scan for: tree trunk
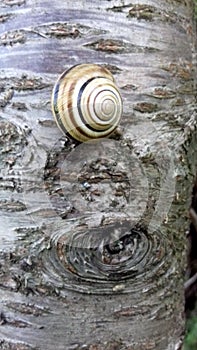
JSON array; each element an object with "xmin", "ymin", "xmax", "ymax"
[{"xmin": 0, "ymin": 1, "xmax": 196, "ymax": 349}]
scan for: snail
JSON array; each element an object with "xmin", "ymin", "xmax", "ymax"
[{"xmin": 51, "ymin": 63, "xmax": 122, "ymax": 142}]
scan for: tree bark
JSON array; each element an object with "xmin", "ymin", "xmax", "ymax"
[{"xmin": 0, "ymin": 0, "xmax": 196, "ymax": 349}]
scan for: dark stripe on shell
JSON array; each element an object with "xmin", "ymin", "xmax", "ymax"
[
  {"xmin": 77, "ymin": 77, "xmax": 113, "ymax": 133},
  {"xmin": 52, "ymin": 80, "xmax": 71, "ymax": 137}
]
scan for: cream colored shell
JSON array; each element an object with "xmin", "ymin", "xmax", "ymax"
[{"xmin": 51, "ymin": 64, "xmax": 122, "ymax": 142}]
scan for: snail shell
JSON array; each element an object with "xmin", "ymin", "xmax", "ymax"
[{"xmin": 51, "ymin": 64, "xmax": 122, "ymax": 142}]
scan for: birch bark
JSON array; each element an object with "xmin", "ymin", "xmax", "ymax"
[{"xmin": 0, "ymin": 1, "xmax": 196, "ymax": 349}]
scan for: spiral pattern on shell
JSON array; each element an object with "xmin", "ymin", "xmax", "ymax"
[{"xmin": 51, "ymin": 64, "xmax": 122, "ymax": 142}]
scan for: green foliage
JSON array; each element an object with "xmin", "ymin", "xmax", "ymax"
[
  {"xmin": 195, "ymin": 0, "xmax": 197, "ymax": 17},
  {"xmin": 184, "ymin": 316, "xmax": 197, "ymax": 350}
]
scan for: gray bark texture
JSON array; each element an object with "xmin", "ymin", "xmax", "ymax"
[{"xmin": 0, "ymin": 0, "xmax": 196, "ymax": 349}]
